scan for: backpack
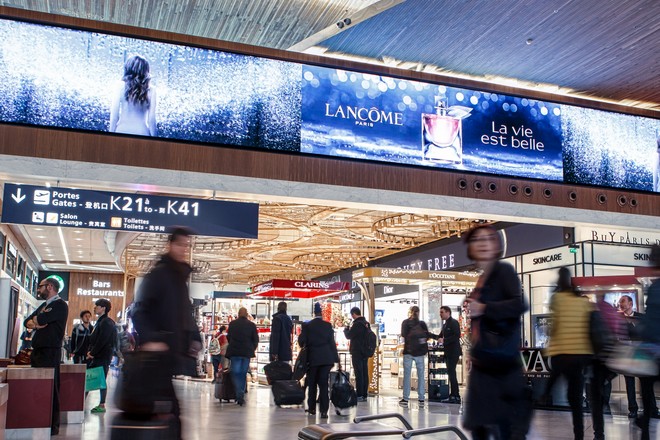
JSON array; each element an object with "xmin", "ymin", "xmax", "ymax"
[
  {"xmin": 208, "ymin": 337, "xmax": 221, "ymax": 355},
  {"xmin": 406, "ymin": 321, "xmax": 428, "ymax": 357},
  {"xmin": 364, "ymin": 324, "xmax": 377, "ymax": 358}
]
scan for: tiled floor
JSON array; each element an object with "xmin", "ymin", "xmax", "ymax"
[{"xmin": 58, "ymin": 377, "xmax": 653, "ymax": 439}]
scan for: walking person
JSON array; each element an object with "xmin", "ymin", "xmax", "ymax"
[
  {"xmin": 23, "ymin": 277, "xmax": 69, "ymax": 436},
  {"xmin": 70, "ymin": 310, "xmax": 93, "ymax": 364},
  {"xmin": 636, "ymin": 245, "xmax": 660, "ymax": 440},
  {"xmin": 270, "ymin": 301, "xmax": 293, "ymax": 363},
  {"xmin": 299, "ymin": 302, "xmax": 340, "ymax": 419},
  {"xmin": 226, "ymin": 307, "xmax": 258, "ymax": 406},
  {"xmin": 439, "ymin": 305, "xmax": 462, "ymax": 404},
  {"xmin": 344, "ymin": 307, "xmax": 370, "ymax": 401},
  {"xmin": 545, "ymin": 267, "xmax": 596, "ymax": 440},
  {"xmin": 208, "ymin": 326, "xmax": 226, "ymax": 383},
  {"xmin": 399, "ymin": 305, "xmax": 436, "ymax": 408},
  {"xmin": 132, "ymin": 227, "xmax": 202, "ymax": 438},
  {"xmin": 86, "ymin": 299, "xmax": 116, "ymax": 414},
  {"xmin": 461, "ymin": 225, "xmax": 530, "ymax": 440}
]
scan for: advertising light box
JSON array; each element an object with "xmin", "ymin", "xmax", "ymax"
[{"xmin": 0, "ymin": 17, "xmax": 658, "ymax": 192}]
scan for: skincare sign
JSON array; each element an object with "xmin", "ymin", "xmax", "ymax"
[{"xmin": 0, "ymin": 17, "xmax": 658, "ymax": 192}]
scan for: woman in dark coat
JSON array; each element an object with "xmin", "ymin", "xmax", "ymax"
[{"xmin": 462, "ymin": 225, "xmax": 530, "ymax": 440}]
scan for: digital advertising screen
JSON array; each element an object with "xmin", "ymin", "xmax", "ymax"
[{"xmin": 0, "ymin": 17, "xmax": 658, "ymax": 193}]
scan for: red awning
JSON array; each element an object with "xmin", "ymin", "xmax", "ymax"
[{"xmin": 248, "ymin": 279, "xmax": 351, "ymax": 299}]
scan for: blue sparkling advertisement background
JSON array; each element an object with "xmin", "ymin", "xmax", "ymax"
[
  {"xmin": 0, "ymin": 18, "xmax": 658, "ymax": 192},
  {"xmin": 301, "ymin": 65, "xmax": 564, "ymax": 181},
  {"xmin": 0, "ymin": 18, "xmax": 301, "ymax": 151}
]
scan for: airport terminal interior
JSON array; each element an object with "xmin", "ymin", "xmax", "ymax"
[{"xmin": 0, "ymin": 0, "xmax": 658, "ymax": 439}]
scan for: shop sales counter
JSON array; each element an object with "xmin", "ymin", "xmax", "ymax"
[{"xmin": 5, "ymin": 366, "xmax": 53, "ymax": 439}]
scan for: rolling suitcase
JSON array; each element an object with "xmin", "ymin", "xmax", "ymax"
[
  {"xmin": 110, "ymin": 413, "xmax": 178, "ymax": 440},
  {"xmin": 271, "ymin": 379, "xmax": 305, "ymax": 406},
  {"xmin": 264, "ymin": 360, "xmax": 293, "ymax": 384},
  {"xmin": 215, "ymin": 369, "xmax": 237, "ymax": 402}
]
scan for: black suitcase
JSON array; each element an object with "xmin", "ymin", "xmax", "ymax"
[
  {"xmin": 271, "ymin": 379, "xmax": 305, "ymax": 406},
  {"xmin": 264, "ymin": 360, "xmax": 293, "ymax": 384},
  {"xmin": 110, "ymin": 413, "xmax": 178, "ymax": 440},
  {"xmin": 214, "ymin": 369, "xmax": 237, "ymax": 402}
]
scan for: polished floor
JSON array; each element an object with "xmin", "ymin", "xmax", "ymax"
[{"xmin": 59, "ymin": 376, "xmax": 654, "ymax": 439}]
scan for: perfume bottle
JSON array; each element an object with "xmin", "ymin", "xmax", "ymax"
[{"xmin": 421, "ymin": 95, "xmax": 472, "ymax": 164}]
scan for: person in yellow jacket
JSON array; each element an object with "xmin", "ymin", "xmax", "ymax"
[{"xmin": 545, "ymin": 267, "xmax": 594, "ymax": 440}]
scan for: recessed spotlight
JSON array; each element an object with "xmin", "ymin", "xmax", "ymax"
[
  {"xmin": 34, "ymin": 228, "xmax": 44, "ymax": 231},
  {"xmin": 75, "ymin": 238, "xmax": 84, "ymax": 241},
  {"xmin": 41, "ymin": 242, "xmax": 49, "ymax": 245},
  {"xmin": 74, "ymin": 230, "xmax": 83, "ymax": 234},
  {"xmin": 37, "ymin": 235, "xmax": 46, "ymax": 239}
]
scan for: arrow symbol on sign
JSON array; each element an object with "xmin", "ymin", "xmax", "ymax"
[{"xmin": 11, "ymin": 188, "xmax": 26, "ymax": 204}]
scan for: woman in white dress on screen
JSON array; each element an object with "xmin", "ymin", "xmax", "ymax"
[{"xmin": 109, "ymin": 55, "xmax": 157, "ymax": 136}]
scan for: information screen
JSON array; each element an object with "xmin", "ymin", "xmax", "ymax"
[
  {"xmin": 0, "ymin": 17, "xmax": 658, "ymax": 192},
  {"xmin": 1, "ymin": 183, "xmax": 259, "ymax": 238}
]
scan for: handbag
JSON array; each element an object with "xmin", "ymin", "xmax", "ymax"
[
  {"xmin": 14, "ymin": 348, "xmax": 32, "ymax": 365},
  {"xmin": 605, "ymin": 342, "xmax": 659, "ymax": 377},
  {"xmin": 292, "ymin": 346, "xmax": 309, "ymax": 381},
  {"xmin": 85, "ymin": 366, "xmax": 107, "ymax": 392},
  {"xmin": 263, "ymin": 360, "xmax": 293, "ymax": 384}
]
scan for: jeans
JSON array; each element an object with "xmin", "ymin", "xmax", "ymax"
[
  {"xmin": 230, "ymin": 356, "xmax": 250, "ymax": 403},
  {"xmin": 211, "ymin": 355, "xmax": 223, "ymax": 380},
  {"xmin": 402, "ymin": 354, "xmax": 425, "ymax": 401},
  {"xmin": 352, "ymin": 356, "xmax": 369, "ymax": 398}
]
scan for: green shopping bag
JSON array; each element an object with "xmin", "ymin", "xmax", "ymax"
[{"xmin": 85, "ymin": 366, "xmax": 107, "ymax": 392}]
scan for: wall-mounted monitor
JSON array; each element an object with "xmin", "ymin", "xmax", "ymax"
[{"xmin": 0, "ymin": 16, "xmax": 658, "ymax": 193}]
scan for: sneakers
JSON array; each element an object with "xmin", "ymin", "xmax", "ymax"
[
  {"xmin": 90, "ymin": 405, "xmax": 106, "ymax": 413},
  {"xmin": 441, "ymin": 396, "xmax": 461, "ymax": 404},
  {"xmin": 398, "ymin": 398, "xmax": 408, "ymax": 407},
  {"xmin": 357, "ymin": 396, "xmax": 368, "ymax": 402},
  {"xmin": 418, "ymin": 400, "xmax": 425, "ymax": 408}
]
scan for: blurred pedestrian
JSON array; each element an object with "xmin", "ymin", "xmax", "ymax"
[
  {"xmin": 132, "ymin": 227, "xmax": 202, "ymax": 438},
  {"xmin": 299, "ymin": 302, "xmax": 340, "ymax": 419},
  {"xmin": 545, "ymin": 267, "xmax": 595, "ymax": 440},
  {"xmin": 636, "ymin": 244, "xmax": 660, "ymax": 440},
  {"xmin": 23, "ymin": 277, "xmax": 68, "ymax": 436},
  {"xmin": 87, "ymin": 298, "xmax": 116, "ymax": 414},
  {"xmin": 226, "ymin": 307, "xmax": 258, "ymax": 406},
  {"xmin": 461, "ymin": 225, "xmax": 530, "ymax": 440}
]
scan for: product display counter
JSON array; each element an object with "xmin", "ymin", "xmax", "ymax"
[{"xmin": 5, "ymin": 366, "xmax": 53, "ymax": 439}]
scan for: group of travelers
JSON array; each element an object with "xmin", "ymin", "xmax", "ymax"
[{"xmin": 19, "ymin": 222, "xmax": 660, "ymax": 440}]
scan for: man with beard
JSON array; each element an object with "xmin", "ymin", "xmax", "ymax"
[{"xmin": 23, "ymin": 277, "xmax": 69, "ymax": 436}]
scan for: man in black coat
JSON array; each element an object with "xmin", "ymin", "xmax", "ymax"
[
  {"xmin": 24, "ymin": 277, "xmax": 68, "ymax": 436},
  {"xmin": 439, "ymin": 305, "xmax": 462, "ymax": 403},
  {"xmin": 226, "ymin": 307, "xmax": 259, "ymax": 406},
  {"xmin": 343, "ymin": 307, "xmax": 369, "ymax": 401},
  {"xmin": 270, "ymin": 301, "xmax": 293, "ymax": 362},
  {"xmin": 86, "ymin": 298, "xmax": 116, "ymax": 413},
  {"xmin": 132, "ymin": 227, "xmax": 202, "ymax": 437},
  {"xmin": 619, "ymin": 295, "xmax": 658, "ymax": 418},
  {"xmin": 299, "ymin": 302, "xmax": 339, "ymax": 419}
]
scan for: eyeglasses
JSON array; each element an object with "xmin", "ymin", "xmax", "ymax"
[{"xmin": 38, "ymin": 284, "xmax": 48, "ymax": 288}]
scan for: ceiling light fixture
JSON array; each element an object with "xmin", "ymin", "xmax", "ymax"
[{"xmin": 57, "ymin": 226, "xmax": 70, "ymax": 266}]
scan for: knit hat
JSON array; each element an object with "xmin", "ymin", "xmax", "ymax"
[{"xmin": 313, "ymin": 302, "xmax": 322, "ymax": 316}]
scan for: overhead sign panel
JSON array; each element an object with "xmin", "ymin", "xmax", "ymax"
[
  {"xmin": 2, "ymin": 184, "xmax": 258, "ymax": 238},
  {"xmin": 0, "ymin": 17, "xmax": 658, "ymax": 192}
]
